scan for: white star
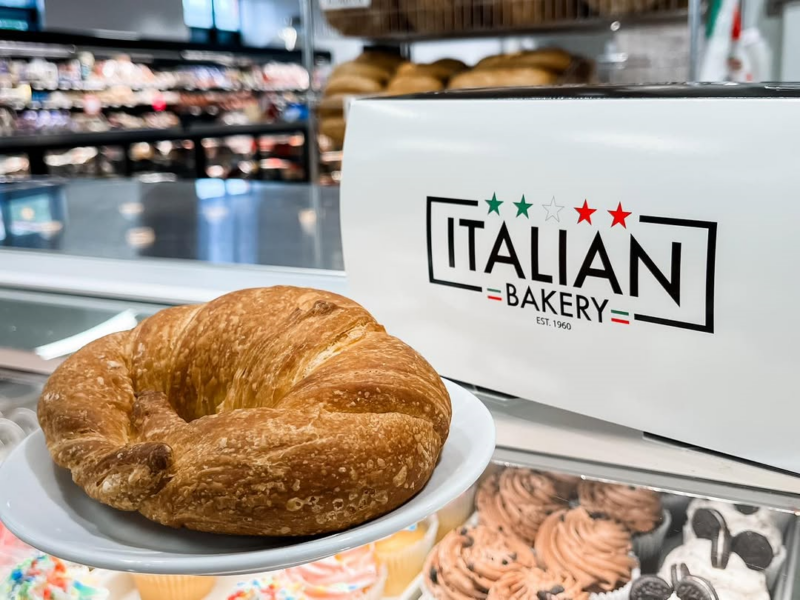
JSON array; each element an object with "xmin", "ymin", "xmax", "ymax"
[{"xmin": 541, "ymin": 196, "xmax": 564, "ymax": 222}]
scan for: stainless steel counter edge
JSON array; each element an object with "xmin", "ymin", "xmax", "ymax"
[{"xmin": 0, "ymin": 250, "xmax": 349, "ymax": 304}]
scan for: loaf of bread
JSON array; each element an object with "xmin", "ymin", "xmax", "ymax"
[
  {"xmin": 38, "ymin": 287, "xmax": 452, "ymax": 536},
  {"xmin": 449, "ymin": 66, "xmax": 558, "ymax": 89},
  {"xmin": 331, "ymin": 61, "xmax": 394, "ymax": 84}
]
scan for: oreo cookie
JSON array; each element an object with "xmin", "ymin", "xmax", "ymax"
[
  {"xmin": 537, "ymin": 586, "xmax": 566, "ymax": 600},
  {"xmin": 630, "ymin": 575, "xmax": 673, "ymax": 600},
  {"xmin": 732, "ymin": 530, "xmax": 774, "ymax": 571},
  {"xmin": 692, "ymin": 508, "xmax": 732, "ymax": 569},
  {"xmin": 670, "ymin": 563, "xmax": 690, "ymax": 588},
  {"xmin": 675, "ymin": 575, "xmax": 719, "ymax": 600},
  {"xmin": 735, "ymin": 504, "xmax": 760, "ymax": 515}
]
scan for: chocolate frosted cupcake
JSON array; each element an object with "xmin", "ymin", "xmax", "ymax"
[
  {"xmin": 422, "ymin": 525, "xmax": 536, "ymax": 600},
  {"xmin": 578, "ymin": 481, "xmax": 670, "ymax": 563},
  {"xmin": 487, "ymin": 566, "xmax": 589, "ymax": 600},
  {"xmin": 477, "ymin": 468, "xmax": 568, "ymax": 545},
  {"xmin": 535, "ymin": 507, "xmax": 639, "ymax": 598}
]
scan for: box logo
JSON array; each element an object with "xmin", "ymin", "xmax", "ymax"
[{"xmin": 426, "ymin": 194, "xmax": 717, "ymax": 333}]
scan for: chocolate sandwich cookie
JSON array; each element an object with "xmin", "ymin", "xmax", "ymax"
[{"xmin": 630, "ymin": 567, "xmax": 720, "ymax": 600}]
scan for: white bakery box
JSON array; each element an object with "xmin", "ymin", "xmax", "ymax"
[{"xmin": 0, "ymin": 84, "xmax": 799, "ymax": 599}]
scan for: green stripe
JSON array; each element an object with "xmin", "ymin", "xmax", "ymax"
[
  {"xmin": 487, "ymin": 288, "xmax": 502, "ymax": 293},
  {"xmin": 611, "ymin": 310, "xmax": 629, "ymax": 316}
]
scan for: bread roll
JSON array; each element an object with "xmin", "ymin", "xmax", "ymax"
[
  {"xmin": 386, "ymin": 75, "xmax": 444, "ymax": 95},
  {"xmin": 38, "ymin": 287, "xmax": 452, "ymax": 537},
  {"xmin": 331, "ymin": 61, "xmax": 393, "ymax": 84},
  {"xmin": 432, "ymin": 58, "xmax": 469, "ymax": 73},
  {"xmin": 475, "ymin": 49, "xmax": 573, "ymax": 73},
  {"xmin": 324, "ymin": 75, "xmax": 384, "ymax": 97},
  {"xmin": 320, "ymin": 117, "xmax": 347, "ymax": 147},
  {"xmin": 500, "ymin": 0, "xmax": 578, "ymax": 24},
  {"xmin": 317, "ymin": 95, "xmax": 345, "ymax": 119},
  {"xmin": 448, "ymin": 67, "xmax": 558, "ymax": 89},
  {"xmin": 356, "ymin": 51, "xmax": 406, "ymax": 71}
]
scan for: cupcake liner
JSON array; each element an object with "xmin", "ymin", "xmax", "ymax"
[
  {"xmin": 378, "ymin": 514, "xmax": 439, "ymax": 596},
  {"xmin": 588, "ymin": 564, "xmax": 641, "ymax": 600},
  {"xmin": 132, "ymin": 574, "xmax": 216, "ymax": 600},
  {"xmin": 631, "ymin": 508, "xmax": 671, "ymax": 564},
  {"xmin": 660, "ymin": 493, "xmax": 692, "ymax": 530},
  {"xmin": 435, "ymin": 486, "xmax": 476, "ymax": 542}
]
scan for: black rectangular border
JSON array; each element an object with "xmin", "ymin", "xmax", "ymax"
[
  {"xmin": 634, "ymin": 215, "xmax": 717, "ymax": 334},
  {"xmin": 427, "ymin": 196, "xmax": 482, "ymax": 292}
]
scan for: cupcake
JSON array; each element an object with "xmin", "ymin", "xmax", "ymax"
[
  {"xmin": 0, "ymin": 553, "xmax": 108, "ymax": 599},
  {"xmin": 487, "ymin": 566, "xmax": 589, "ymax": 600},
  {"xmin": 285, "ymin": 544, "xmax": 386, "ymax": 599},
  {"xmin": 578, "ymin": 481, "xmax": 670, "ymax": 563},
  {"xmin": 535, "ymin": 507, "xmax": 639, "ymax": 598},
  {"xmin": 132, "ymin": 574, "xmax": 216, "ymax": 600},
  {"xmin": 0, "ymin": 521, "xmax": 35, "ymax": 575},
  {"xmin": 477, "ymin": 468, "xmax": 568, "ymax": 545},
  {"xmin": 683, "ymin": 502, "xmax": 785, "ymax": 588},
  {"xmin": 227, "ymin": 575, "xmax": 306, "ymax": 599},
  {"xmin": 659, "ymin": 538, "xmax": 769, "ymax": 600},
  {"xmin": 632, "ymin": 569, "xmax": 754, "ymax": 600},
  {"xmin": 422, "ymin": 525, "xmax": 536, "ymax": 599},
  {"xmin": 376, "ymin": 515, "xmax": 438, "ymax": 596}
]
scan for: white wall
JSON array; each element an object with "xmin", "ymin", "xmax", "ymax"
[
  {"xmin": 43, "ymin": 0, "xmax": 189, "ymax": 41},
  {"xmin": 240, "ymin": 0, "xmax": 299, "ymax": 47}
]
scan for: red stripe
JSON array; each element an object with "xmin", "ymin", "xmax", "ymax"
[
  {"xmin": 611, "ymin": 318, "xmax": 630, "ymax": 324},
  {"xmin": 487, "ymin": 296, "xmax": 503, "ymax": 301}
]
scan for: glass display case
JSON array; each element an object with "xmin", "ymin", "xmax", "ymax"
[{"xmin": 0, "ymin": 179, "xmax": 798, "ymax": 600}]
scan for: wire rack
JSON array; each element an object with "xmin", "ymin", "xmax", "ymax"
[{"xmin": 319, "ymin": 0, "xmax": 690, "ymax": 40}]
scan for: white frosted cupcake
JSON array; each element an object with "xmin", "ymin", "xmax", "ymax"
[{"xmin": 684, "ymin": 500, "xmax": 786, "ymax": 588}]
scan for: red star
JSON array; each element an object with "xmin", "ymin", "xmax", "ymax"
[
  {"xmin": 574, "ymin": 200, "xmax": 597, "ymax": 225},
  {"xmin": 608, "ymin": 202, "xmax": 632, "ymax": 228}
]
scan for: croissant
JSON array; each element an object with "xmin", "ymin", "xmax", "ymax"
[{"xmin": 38, "ymin": 287, "xmax": 451, "ymax": 536}]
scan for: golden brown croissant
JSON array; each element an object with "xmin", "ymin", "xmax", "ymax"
[{"xmin": 38, "ymin": 287, "xmax": 451, "ymax": 536}]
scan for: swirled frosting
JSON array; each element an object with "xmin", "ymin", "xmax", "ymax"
[
  {"xmin": 659, "ymin": 538, "xmax": 769, "ymax": 600},
  {"xmin": 477, "ymin": 468, "xmax": 568, "ymax": 545},
  {"xmin": 534, "ymin": 508, "xmax": 637, "ymax": 593},
  {"xmin": 284, "ymin": 545, "xmax": 379, "ymax": 599},
  {"xmin": 424, "ymin": 525, "xmax": 536, "ymax": 600},
  {"xmin": 487, "ymin": 566, "xmax": 589, "ymax": 600},
  {"xmin": 578, "ymin": 481, "xmax": 662, "ymax": 534}
]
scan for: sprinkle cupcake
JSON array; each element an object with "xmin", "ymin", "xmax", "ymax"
[
  {"xmin": 477, "ymin": 467, "xmax": 568, "ymax": 546},
  {"xmin": 284, "ymin": 544, "xmax": 386, "ymax": 599},
  {"xmin": 577, "ymin": 481, "xmax": 670, "ymax": 563},
  {"xmin": 0, "ymin": 553, "xmax": 108, "ymax": 600},
  {"xmin": 422, "ymin": 525, "xmax": 536, "ymax": 599},
  {"xmin": 487, "ymin": 566, "xmax": 589, "ymax": 600},
  {"xmin": 227, "ymin": 575, "xmax": 306, "ymax": 599},
  {"xmin": 535, "ymin": 507, "xmax": 639, "ymax": 599},
  {"xmin": 132, "ymin": 574, "xmax": 216, "ymax": 600}
]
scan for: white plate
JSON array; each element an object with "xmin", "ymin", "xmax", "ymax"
[{"xmin": 0, "ymin": 379, "xmax": 494, "ymax": 576}]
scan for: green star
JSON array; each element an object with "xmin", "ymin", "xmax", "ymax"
[
  {"xmin": 513, "ymin": 194, "xmax": 533, "ymax": 218},
  {"xmin": 485, "ymin": 193, "xmax": 503, "ymax": 216}
]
